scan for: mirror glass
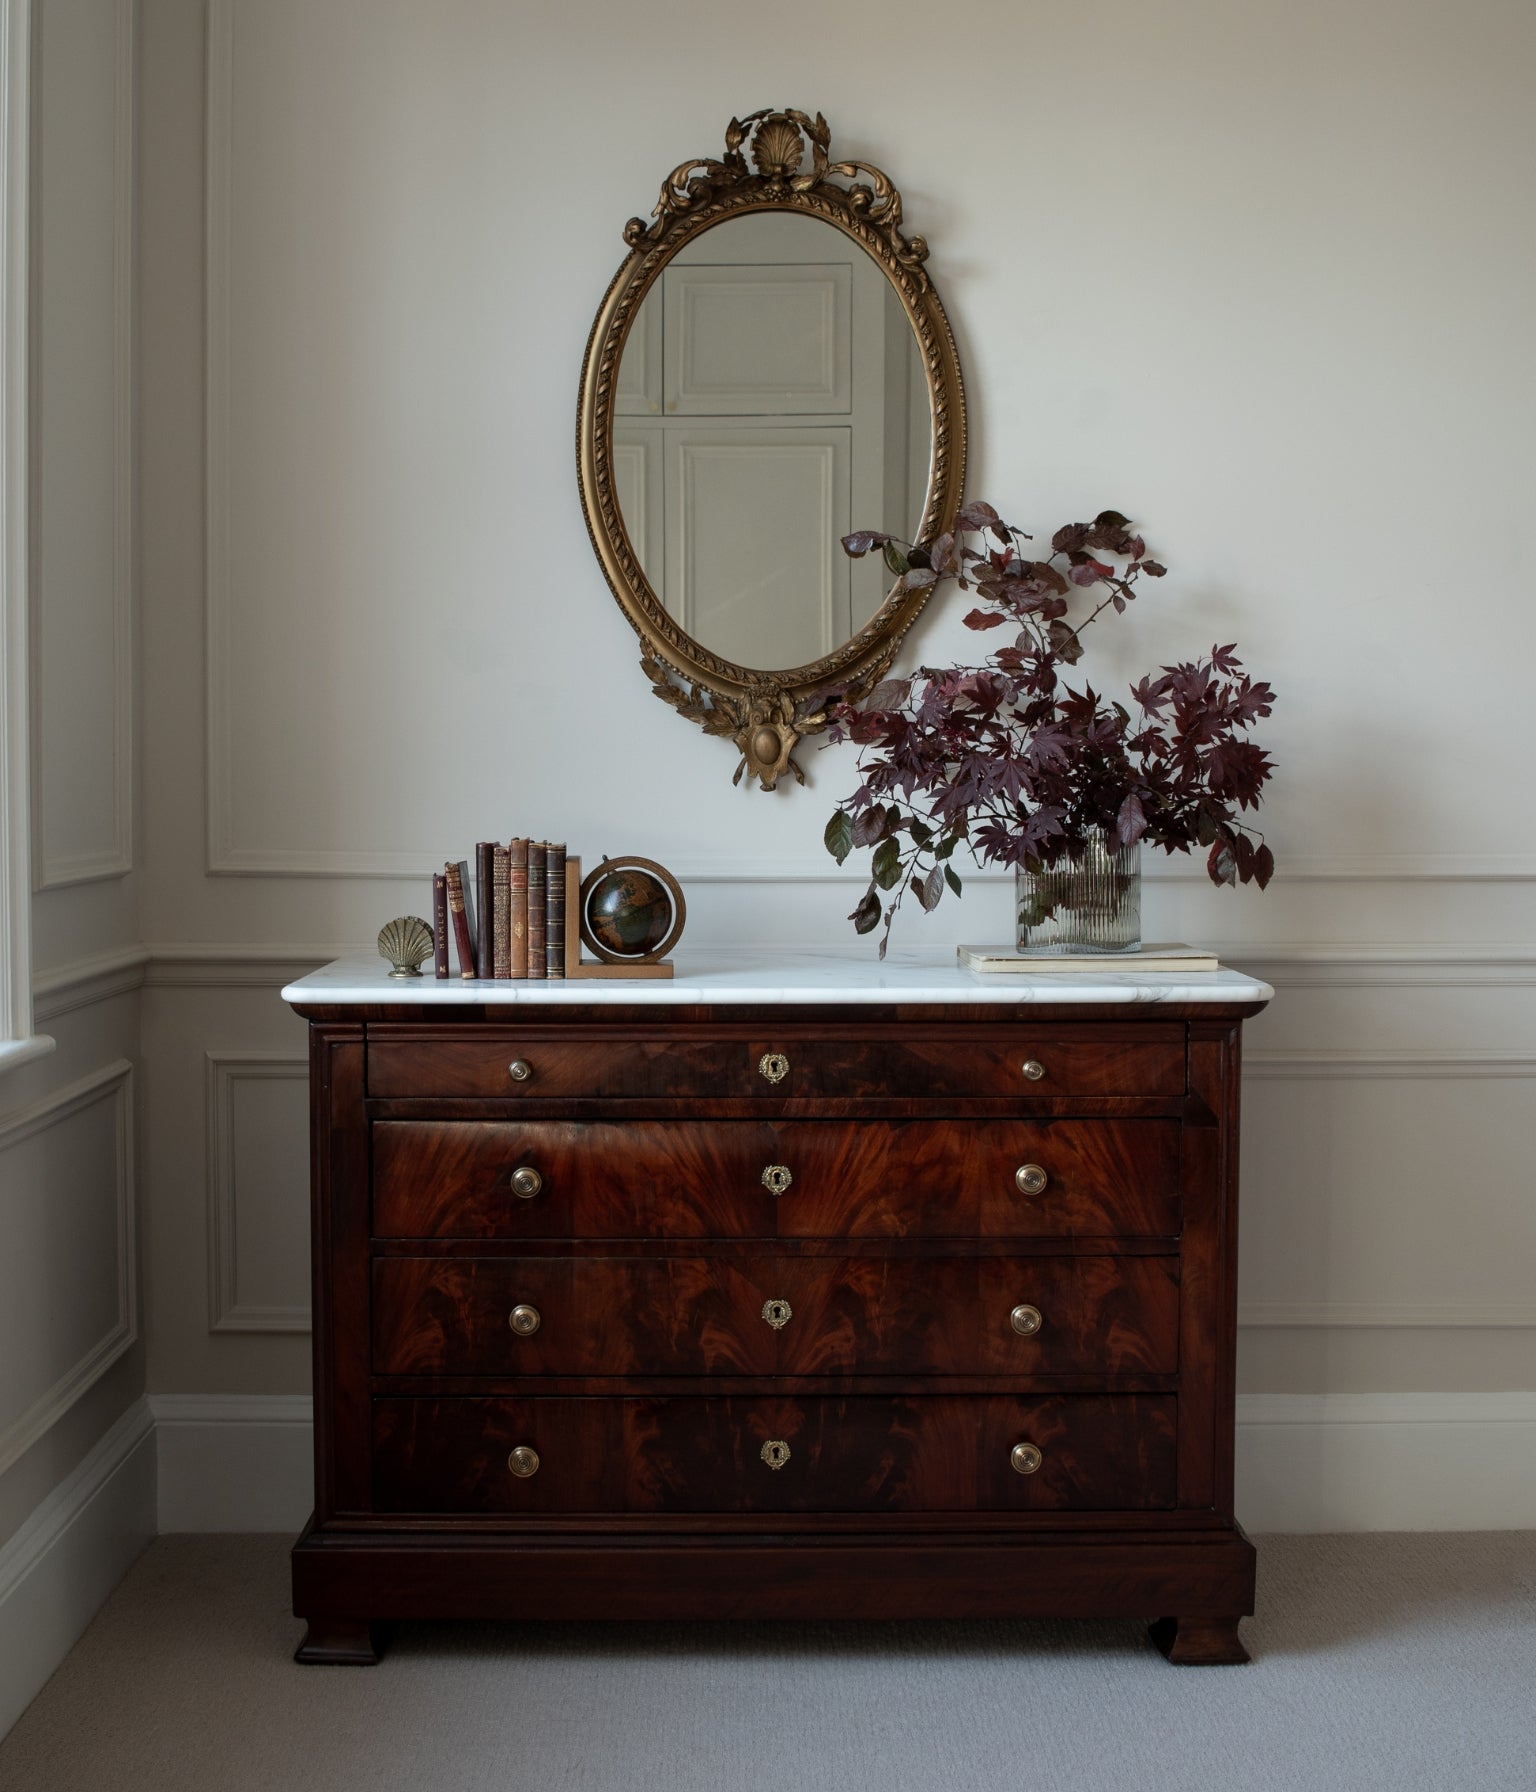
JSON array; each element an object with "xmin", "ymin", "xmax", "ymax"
[{"xmin": 611, "ymin": 212, "xmax": 932, "ymax": 673}]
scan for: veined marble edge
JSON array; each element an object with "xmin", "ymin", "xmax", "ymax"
[{"xmin": 281, "ymin": 955, "xmax": 1273, "ymax": 1007}]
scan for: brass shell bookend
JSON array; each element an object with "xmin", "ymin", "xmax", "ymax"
[{"xmin": 378, "ymin": 915, "xmax": 434, "ymax": 979}]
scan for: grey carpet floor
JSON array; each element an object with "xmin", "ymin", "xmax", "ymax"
[{"xmin": 1, "ymin": 1533, "xmax": 1532, "ymax": 1792}]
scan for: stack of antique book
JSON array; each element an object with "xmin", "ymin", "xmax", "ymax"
[{"xmin": 430, "ymin": 841, "xmax": 567, "ymax": 980}]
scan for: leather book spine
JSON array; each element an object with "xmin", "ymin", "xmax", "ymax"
[
  {"xmin": 545, "ymin": 843, "xmax": 566, "ymax": 979},
  {"xmin": 431, "ymin": 873, "xmax": 449, "ymax": 979},
  {"xmin": 527, "ymin": 842, "xmax": 547, "ymax": 980},
  {"xmin": 509, "ymin": 839, "xmax": 529, "ymax": 979},
  {"xmin": 444, "ymin": 861, "xmax": 477, "ymax": 978},
  {"xmin": 474, "ymin": 842, "xmax": 494, "ymax": 981},
  {"xmin": 492, "ymin": 846, "xmax": 511, "ymax": 979}
]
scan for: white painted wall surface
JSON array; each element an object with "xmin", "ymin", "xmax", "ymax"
[{"xmin": 125, "ymin": 0, "xmax": 1533, "ymax": 1449}]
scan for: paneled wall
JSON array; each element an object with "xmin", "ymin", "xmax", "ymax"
[
  {"xmin": 133, "ymin": 0, "xmax": 1536, "ymax": 1415},
  {"xmin": 1, "ymin": 0, "xmax": 149, "ymax": 1669}
]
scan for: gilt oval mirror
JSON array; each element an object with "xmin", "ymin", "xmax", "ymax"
[{"xmin": 578, "ymin": 110, "xmax": 966, "ymax": 789}]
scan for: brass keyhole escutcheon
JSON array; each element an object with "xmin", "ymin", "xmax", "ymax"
[
  {"xmin": 758, "ymin": 1052, "xmax": 790, "ymax": 1085},
  {"xmin": 1015, "ymin": 1163, "xmax": 1048, "ymax": 1196},
  {"xmin": 760, "ymin": 1439, "xmax": 791, "ymax": 1470},
  {"xmin": 1020, "ymin": 1058, "xmax": 1045, "ymax": 1082},
  {"xmin": 508, "ymin": 1304, "xmax": 542, "ymax": 1337},
  {"xmin": 1010, "ymin": 1303, "xmax": 1043, "ymax": 1336},
  {"xmin": 1010, "ymin": 1441, "xmax": 1042, "ymax": 1476},
  {"xmin": 761, "ymin": 1298, "xmax": 793, "ymax": 1331},
  {"xmin": 508, "ymin": 1059, "xmax": 533, "ymax": 1083},
  {"xmin": 510, "ymin": 1166, "xmax": 543, "ymax": 1199},
  {"xmin": 761, "ymin": 1164, "xmax": 793, "ymax": 1196},
  {"xmin": 507, "ymin": 1445, "xmax": 541, "ymax": 1478}
]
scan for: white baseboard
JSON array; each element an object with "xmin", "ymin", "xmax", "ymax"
[
  {"xmin": 0, "ymin": 1399, "xmax": 155, "ymax": 1739},
  {"xmin": 146, "ymin": 1390, "xmax": 1536, "ymax": 1537},
  {"xmin": 150, "ymin": 1394, "xmax": 314, "ymax": 1533},
  {"xmin": 0, "ymin": 1387, "xmax": 1529, "ymax": 1740},
  {"xmin": 1236, "ymin": 1393, "xmax": 1536, "ymax": 1531}
]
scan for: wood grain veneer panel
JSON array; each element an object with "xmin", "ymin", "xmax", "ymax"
[
  {"xmin": 366, "ymin": 1026, "xmax": 1185, "ymax": 1101},
  {"xmin": 372, "ymin": 1393, "xmax": 1178, "ymax": 1514},
  {"xmin": 373, "ymin": 1117, "xmax": 1181, "ymax": 1242},
  {"xmin": 371, "ymin": 1253, "xmax": 1179, "ymax": 1378}
]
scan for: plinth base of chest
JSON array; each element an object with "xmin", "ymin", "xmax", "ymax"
[{"xmin": 292, "ymin": 1516, "xmax": 1256, "ymax": 1631}]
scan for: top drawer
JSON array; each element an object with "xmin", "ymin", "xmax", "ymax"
[{"xmin": 366, "ymin": 1025, "xmax": 1186, "ymax": 1102}]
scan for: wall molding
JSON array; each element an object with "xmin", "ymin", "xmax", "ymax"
[
  {"xmin": 1240, "ymin": 1302, "xmax": 1536, "ymax": 1327},
  {"xmin": 31, "ymin": 942, "xmax": 146, "ymax": 1020},
  {"xmin": 1241, "ymin": 1049, "xmax": 1536, "ymax": 1328},
  {"xmin": 0, "ymin": 1060, "xmax": 137, "ymax": 1475},
  {"xmin": 0, "ymin": 0, "xmax": 37, "ymax": 1062},
  {"xmin": 1245, "ymin": 1049, "xmax": 1536, "ymax": 1081},
  {"xmin": 144, "ymin": 945, "xmax": 328, "ymax": 988},
  {"xmin": 204, "ymin": 845, "xmax": 1536, "ymax": 883},
  {"xmin": 25, "ymin": 940, "xmax": 1536, "ymax": 999},
  {"xmin": 205, "ymin": 1051, "xmax": 310, "ymax": 1334},
  {"xmin": 150, "ymin": 1392, "xmax": 313, "ymax": 1532},
  {"xmin": 203, "ymin": 0, "xmax": 236, "ymax": 877},
  {"xmin": 0, "ymin": 1396, "xmax": 154, "ymax": 1739},
  {"xmin": 1236, "ymin": 945, "xmax": 1536, "ymax": 989},
  {"xmin": 1235, "ymin": 1393, "xmax": 1536, "ymax": 1531},
  {"xmin": 30, "ymin": 0, "xmax": 134, "ymax": 889}
]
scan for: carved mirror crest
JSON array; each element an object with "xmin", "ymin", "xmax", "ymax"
[{"xmin": 577, "ymin": 110, "xmax": 967, "ymax": 789}]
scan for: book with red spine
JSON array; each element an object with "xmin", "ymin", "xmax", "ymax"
[
  {"xmin": 509, "ymin": 838, "xmax": 529, "ymax": 978},
  {"xmin": 444, "ymin": 860, "xmax": 477, "ymax": 979},
  {"xmin": 431, "ymin": 873, "xmax": 449, "ymax": 979},
  {"xmin": 527, "ymin": 842, "xmax": 547, "ymax": 979}
]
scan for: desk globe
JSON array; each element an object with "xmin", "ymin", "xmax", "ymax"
[{"xmin": 578, "ymin": 855, "xmax": 686, "ymax": 965}]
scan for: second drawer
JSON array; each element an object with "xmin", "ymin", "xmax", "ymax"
[
  {"xmin": 372, "ymin": 1253, "xmax": 1180, "ymax": 1377},
  {"xmin": 373, "ymin": 1118, "xmax": 1181, "ymax": 1241}
]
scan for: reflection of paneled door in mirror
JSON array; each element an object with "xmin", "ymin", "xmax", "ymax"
[{"xmin": 614, "ymin": 214, "xmax": 926, "ymax": 672}]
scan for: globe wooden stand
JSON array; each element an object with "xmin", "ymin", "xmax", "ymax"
[{"xmin": 563, "ymin": 856, "xmax": 675, "ymax": 980}]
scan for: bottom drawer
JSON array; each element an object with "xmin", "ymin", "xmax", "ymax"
[{"xmin": 372, "ymin": 1394, "xmax": 1176, "ymax": 1515}]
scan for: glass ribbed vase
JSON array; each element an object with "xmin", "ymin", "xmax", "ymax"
[{"xmin": 1014, "ymin": 839, "xmax": 1141, "ymax": 955}]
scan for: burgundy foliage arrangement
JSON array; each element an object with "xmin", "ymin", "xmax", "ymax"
[{"xmin": 823, "ymin": 504, "xmax": 1277, "ymax": 955}]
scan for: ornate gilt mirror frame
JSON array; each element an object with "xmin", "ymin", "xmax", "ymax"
[{"xmin": 577, "ymin": 110, "xmax": 967, "ymax": 790}]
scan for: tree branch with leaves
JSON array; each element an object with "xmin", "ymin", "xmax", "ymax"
[{"xmin": 823, "ymin": 504, "xmax": 1277, "ymax": 956}]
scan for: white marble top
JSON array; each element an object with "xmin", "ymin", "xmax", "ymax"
[{"xmin": 282, "ymin": 948, "xmax": 1272, "ymax": 1008}]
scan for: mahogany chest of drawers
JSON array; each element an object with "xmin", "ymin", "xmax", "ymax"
[{"xmin": 283, "ymin": 957, "xmax": 1270, "ymax": 1666}]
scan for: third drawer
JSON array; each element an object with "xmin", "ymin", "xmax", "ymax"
[
  {"xmin": 372, "ymin": 1253, "xmax": 1180, "ymax": 1377},
  {"xmin": 373, "ymin": 1118, "xmax": 1181, "ymax": 1241}
]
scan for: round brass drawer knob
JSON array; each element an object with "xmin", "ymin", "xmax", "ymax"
[
  {"xmin": 507, "ymin": 1445, "xmax": 540, "ymax": 1478},
  {"xmin": 1010, "ymin": 1303, "xmax": 1043, "ymax": 1336},
  {"xmin": 1010, "ymin": 1441, "xmax": 1043, "ymax": 1476},
  {"xmin": 1021, "ymin": 1058, "xmax": 1046, "ymax": 1082},
  {"xmin": 510, "ymin": 1166, "xmax": 543, "ymax": 1199},
  {"xmin": 761, "ymin": 1297, "xmax": 793, "ymax": 1330},
  {"xmin": 761, "ymin": 1164, "xmax": 793, "ymax": 1196},
  {"xmin": 508, "ymin": 1303, "xmax": 542, "ymax": 1337},
  {"xmin": 1015, "ymin": 1163, "xmax": 1048, "ymax": 1196},
  {"xmin": 761, "ymin": 1439, "xmax": 791, "ymax": 1470},
  {"xmin": 759, "ymin": 1052, "xmax": 790, "ymax": 1084},
  {"xmin": 508, "ymin": 1059, "xmax": 533, "ymax": 1083}
]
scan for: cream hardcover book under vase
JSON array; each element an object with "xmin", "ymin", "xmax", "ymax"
[{"xmin": 959, "ymin": 943, "xmax": 1219, "ymax": 974}]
